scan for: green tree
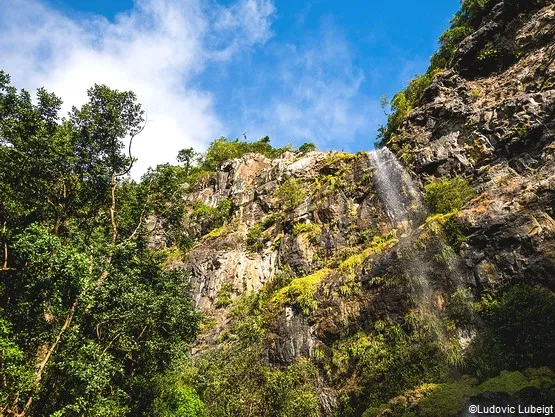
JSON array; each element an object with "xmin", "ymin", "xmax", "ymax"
[
  {"xmin": 202, "ymin": 137, "xmax": 244, "ymax": 170},
  {"xmin": 177, "ymin": 147, "xmax": 198, "ymax": 178},
  {"xmin": 0, "ymin": 72, "xmax": 201, "ymax": 416},
  {"xmin": 299, "ymin": 142, "xmax": 317, "ymax": 153},
  {"xmin": 151, "ymin": 372, "xmax": 206, "ymax": 417}
]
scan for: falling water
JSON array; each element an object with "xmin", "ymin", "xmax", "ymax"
[
  {"xmin": 369, "ymin": 147, "xmax": 472, "ymax": 348},
  {"xmin": 368, "ymin": 147, "xmax": 425, "ymax": 230},
  {"xmin": 368, "ymin": 147, "xmax": 431, "ymax": 305}
]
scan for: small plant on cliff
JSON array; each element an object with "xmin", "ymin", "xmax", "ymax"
[
  {"xmin": 215, "ymin": 283, "xmax": 234, "ymax": 308},
  {"xmin": 293, "ymin": 222, "xmax": 319, "ymax": 236},
  {"xmin": 476, "ymin": 44, "xmax": 498, "ymax": 62},
  {"xmin": 275, "ymin": 178, "xmax": 305, "ymax": 212},
  {"xmin": 322, "ymin": 152, "xmax": 356, "ymax": 165},
  {"xmin": 446, "ymin": 288, "xmax": 476, "ymax": 329},
  {"xmin": 271, "ymin": 268, "xmax": 331, "ymax": 314},
  {"xmin": 424, "ymin": 177, "xmax": 475, "ymax": 214},
  {"xmin": 292, "ymin": 222, "xmax": 321, "ymax": 244},
  {"xmin": 338, "ymin": 232, "xmax": 398, "ymax": 280},
  {"xmin": 246, "ymin": 215, "xmax": 276, "ymax": 252},
  {"xmin": 378, "ymin": 70, "xmax": 440, "ymax": 144},
  {"xmin": 313, "ymin": 173, "xmax": 351, "ymax": 199},
  {"xmin": 190, "ymin": 199, "xmax": 236, "ymax": 237}
]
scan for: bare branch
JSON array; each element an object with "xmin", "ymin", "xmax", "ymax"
[{"xmin": 115, "ymin": 113, "xmax": 147, "ymax": 178}]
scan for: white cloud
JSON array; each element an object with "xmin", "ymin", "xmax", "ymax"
[
  {"xmin": 237, "ymin": 21, "xmax": 382, "ymax": 151},
  {"xmin": 0, "ymin": 0, "xmax": 275, "ymax": 178},
  {"xmin": 212, "ymin": 0, "xmax": 274, "ymax": 46}
]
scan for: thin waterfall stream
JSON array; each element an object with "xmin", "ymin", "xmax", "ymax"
[
  {"xmin": 368, "ymin": 148, "xmax": 426, "ymax": 232},
  {"xmin": 369, "ymin": 147, "xmax": 474, "ymax": 346},
  {"xmin": 368, "ymin": 147, "xmax": 432, "ymax": 307},
  {"xmin": 368, "ymin": 147, "xmax": 468, "ymax": 305}
]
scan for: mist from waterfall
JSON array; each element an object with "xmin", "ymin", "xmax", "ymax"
[{"xmin": 368, "ymin": 147, "xmax": 470, "ymax": 309}]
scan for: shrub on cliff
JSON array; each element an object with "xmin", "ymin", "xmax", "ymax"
[
  {"xmin": 424, "ymin": 177, "xmax": 475, "ymax": 214},
  {"xmin": 275, "ymin": 178, "xmax": 305, "ymax": 212},
  {"xmin": 201, "ymin": 136, "xmax": 290, "ymax": 171},
  {"xmin": 299, "ymin": 142, "xmax": 317, "ymax": 153},
  {"xmin": 189, "ymin": 199, "xmax": 236, "ymax": 237}
]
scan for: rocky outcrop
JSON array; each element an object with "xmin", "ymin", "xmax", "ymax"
[
  {"xmin": 182, "ymin": 151, "xmax": 389, "ymax": 311},
  {"xmin": 390, "ymin": 0, "xmax": 555, "ymax": 291},
  {"xmin": 150, "ymin": 1, "xmax": 555, "ymax": 415}
]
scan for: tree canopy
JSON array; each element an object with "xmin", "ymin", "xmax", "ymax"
[{"xmin": 0, "ymin": 71, "xmax": 201, "ymax": 416}]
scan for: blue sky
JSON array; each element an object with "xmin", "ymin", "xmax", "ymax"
[{"xmin": 0, "ymin": 0, "xmax": 460, "ymax": 177}]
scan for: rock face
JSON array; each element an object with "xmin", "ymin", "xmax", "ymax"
[
  {"xmin": 390, "ymin": 0, "xmax": 555, "ymax": 290},
  {"xmin": 183, "ymin": 151, "xmax": 389, "ymax": 312},
  {"xmin": 453, "ymin": 0, "xmax": 551, "ymax": 79},
  {"xmin": 154, "ymin": 1, "xmax": 555, "ymax": 415},
  {"xmin": 182, "ymin": 0, "xmax": 554, "ymax": 317}
]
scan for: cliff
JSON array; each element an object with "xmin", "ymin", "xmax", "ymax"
[
  {"xmin": 389, "ymin": 0, "xmax": 555, "ymax": 290},
  {"xmin": 150, "ymin": 1, "xmax": 555, "ymax": 415}
]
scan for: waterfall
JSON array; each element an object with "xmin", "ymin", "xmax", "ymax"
[
  {"xmin": 368, "ymin": 147, "xmax": 472, "ymax": 329},
  {"xmin": 368, "ymin": 147, "xmax": 432, "ymax": 306},
  {"xmin": 368, "ymin": 147, "xmax": 425, "ymax": 230}
]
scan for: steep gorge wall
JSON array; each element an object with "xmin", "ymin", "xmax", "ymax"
[
  {"xmin": 183, "ymin": 151, "xmax": 390, "ymax": 311},
  {"xmin": 389, "ymin": 0, "xmax": 555, "ymax": 290},
  {"xmin": 155, "ymin": 1, "xmax": 555, "ymax": 415}
]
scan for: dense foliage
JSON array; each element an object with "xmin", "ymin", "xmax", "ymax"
[
  {"xmin": 469, "ymin": 285, "xmax": 555, "ymax": 378},
  {"xmin": 0, "ymin": 72, "xmax": 201, "ymax": 416},
  {"xmin": 424, "ymin": 177, "xmax": 475, "ymax": 214}
]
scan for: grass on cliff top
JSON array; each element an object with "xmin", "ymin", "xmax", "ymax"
[{"xmin": 322, "ymin": 152, "xmax": 356, "ymax": 166}]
